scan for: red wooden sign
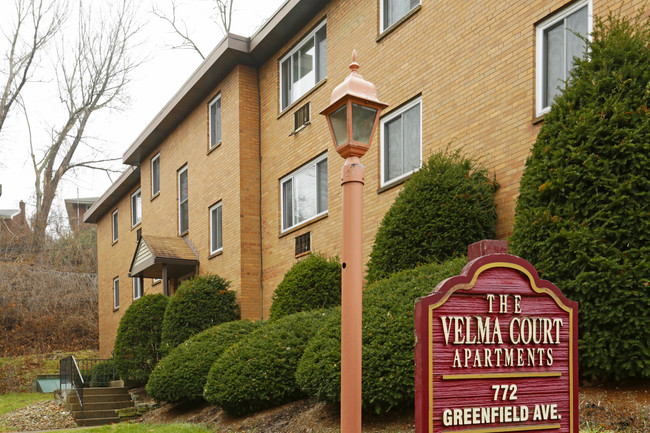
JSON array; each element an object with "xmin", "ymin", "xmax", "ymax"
[{"xmin": 415, "ymin": 240, "xmax": 578, "ymax": 433}]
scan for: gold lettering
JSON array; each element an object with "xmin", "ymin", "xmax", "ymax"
[
  {"xmin": 514, "ymin": 295, "xmax": 522, "ymax": 314},
  {"xmin": 441, "ymin": 316, "xmax": 453, "ymax": 345},
  {"xmin": 486, "ymin": 294, "xmax": 496, "ymax": 313}
]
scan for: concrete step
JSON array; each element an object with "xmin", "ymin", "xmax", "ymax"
[
  {"xmin": 68, "ymin": 400, "xmax": 133, "ymax": 412},
  {"xmin": 67, "ymin": 393, "xmax": 132, "ymax": 404},
  {"xmin": 79, "ymin": 387, "xmax": 129, "ymax": 397},
  {"xmin": 72, "ymin": 408, "xmax": 124, "ymax": 419},
  {"xmin": 76, "ymin": 417, "xmax": 120, "ymax": 427}
]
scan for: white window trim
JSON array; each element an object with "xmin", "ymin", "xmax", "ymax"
[
  {"xmin": 178, "ymin": 166, "xmax": 188, "ymax": 235},
  {"xmin": 151, "ymin": 153, "xmax": 160, "ymax": 196},
  {"xmin": 280, "ymin": 153, "xmax": 328, "ymax": 233},
  {"xmin": 133, "ymin": 278, "xmax": 142, "ymax": 300},
  {"xmin": 535, "ymin": 0, "xmax": 592, "ymax": 117},
  {"xmin": 131, "ymin": 188, "xmax": 142, "ymax": 228},
  {"xmin": 112, "ymin": 209, "xmax": 118, "ymax": 242},
  {"xmin": 113, "ymin": 277, "xmax": 120, "ymax": 309},
  {"xmin": 380, "ymin": 0, "xmax": 421, "ymax": 33},
  {"xmin": 379, "ymin": 97, "xmax": 423, "ymax": 188},
  {"xmin": 209, "ymin": 94, "xmax": 221, "ymax": 149},
  {"xmin": 279, "ymin": 20, "xmax": 327, "ymax": 111},
  {"xmin": 210, "ymin": 201, "xmax": 223, "ymax": 255}
]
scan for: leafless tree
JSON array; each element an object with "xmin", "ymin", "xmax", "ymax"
[
  {"xmin": 28, "ymin": 0, "xmax": 142, "ymax": 244},
  {"xmin": 0, "ymin": 0, "xmax": 65, "ymax": 134},
  {"xmin": 152, "ymin": 0, "xmax": 234, "ymax": 60}
]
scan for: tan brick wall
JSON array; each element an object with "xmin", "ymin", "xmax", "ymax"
[{"xmin": 96, "ymin": 0, "xmax": 647, "ymax": 351}]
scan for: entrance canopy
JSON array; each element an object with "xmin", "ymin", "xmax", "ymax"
[{"xmin": 129, "ymin": 235, "xmax": 199, "ymax": 280}]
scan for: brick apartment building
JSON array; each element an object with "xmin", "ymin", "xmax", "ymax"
[{"xmin": 84, "ymin": 0, "xmax": 644, "ymax": 357}]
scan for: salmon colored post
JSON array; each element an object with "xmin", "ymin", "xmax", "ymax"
[{"xmin": 320, "ymin": 50, "xmax": 387, "ymax": 433}]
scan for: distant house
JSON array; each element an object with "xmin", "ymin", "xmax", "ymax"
[
  {"xmin": 64, "ymin": 197, "xmax": 98, "ymax": 232},
  {"xmin": 0, "ymin": 200, "xmax": 31, "ymax": 243}
]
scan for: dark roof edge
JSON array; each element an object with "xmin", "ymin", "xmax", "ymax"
[{"xmin": 83, "ymin": 166, "xmax": 140, "ymax": 223}]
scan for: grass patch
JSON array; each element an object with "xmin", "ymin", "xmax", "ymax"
[
  {"xmin": 0, "ymin": 392, "xmax": 52, "ymax": 416},
  {"xmin": 34, "ymin": 423, "xmax": 214, "ymax": 433}
]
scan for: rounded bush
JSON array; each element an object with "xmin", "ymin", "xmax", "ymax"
[
  {"xmin": 114, "ymin": 294, "xmax": 169, "ymax": 386},
  {"xmin": 366, "ymin": 151, "xmax": 497, "ymax": 284},
  {"xmin": 160, "ymin": 274, "xmax": 239, "ymax": 355},
  {"xmin": 90, "ymin": 359, "xmax": 117, "ymax": 387},
  {"xmin": 269, "ymin": 253, "xmax": 341, "ymax": 320},
  {"xmin": 146, "ymin": 320, "xmax": 263, "ymax": 403},
  {"xmin": 204, "ymin": 309, "xmax": 333, "ymax": 416},
  {"xmin": 296, "ymin": 257, "xmax": 465, "ymax": 413},
  {"xmin": 511, "ymin": 13, "xmax": 650, "ymax": 381}
]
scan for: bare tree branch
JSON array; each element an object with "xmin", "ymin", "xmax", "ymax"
[
  {"xmin": 0, "ymin": 0, "xmax": 65, "ymax": 134},
  {"xmin": 30, "ymin": 0, "xmax": 143, "ymax": 244},
  {"xmin": 212, "ymin": 0, "xmax": 234, "ymax": 35},
  {"xmin": 151, "ymin": 0, "xmax": 205, "ymax": 59}
]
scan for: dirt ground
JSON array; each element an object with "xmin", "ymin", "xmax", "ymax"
[{"xmin": 139, "ymin": 381, "xmax": 649, "ymax": 433}]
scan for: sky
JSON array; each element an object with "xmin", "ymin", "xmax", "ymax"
[{"xmin": 0, "ymin": 0, "xmax": 285, "ymax": 222}]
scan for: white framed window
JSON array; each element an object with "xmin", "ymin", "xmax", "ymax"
[
  {"xmin": 210, "ymin": 201, "xmax": 223, "ymax": 255},
  {"xmin": 381, "ymin": 0, "xmax": 420, "ymax": 33},
  {"xmin": 536, "ymin": 0, "xmax": 592, "ymax": 116},
  {"xmin": 151, "ymin": 153, "xmax": 160, "ymax": 196},
  {"xmin": 112, "ymin": 209, "xmax": 118, "ymax": 242},
  {"xmin": 178, "ymin": 166, "xmax": 189, "ymax": 234},
  {"xmin": 131, "ymin": 188, "xmax": 142, "ymax": 227},
  {"xmin": 133, "ymin": 278, "xmax": 142, "ymax": 300},
  {"xmin": 113, "ymin": 277, "xmax": 120, "ymax": 309},
  {"xmin": 281, "ymin": 153, "xmax": 328, "ymax": 232},
  {"xmin": 280, "ymin": 21, "xmax": 327, "ymax": 111},
  {"xmin": 380, "ymin": 97, "xmax": 422, "ymax": 187},
  {"xmin": 209, "ymin": 94, "xmax": 222, "ymax": 149}
]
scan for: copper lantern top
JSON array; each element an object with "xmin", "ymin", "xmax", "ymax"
[{"xmin": 321, "ymin": 50, "xmax": 388, "ymax": 159}]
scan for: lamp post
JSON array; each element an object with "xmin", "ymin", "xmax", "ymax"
[{"xmin": 320, "ymin": 50, "xmax": 387, "ymax": 433}]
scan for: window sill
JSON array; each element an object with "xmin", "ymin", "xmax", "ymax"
[
  {"xmin": 376, "ymin": 5, "xmax": 421, "ymax": 43},
  {"xmin": 151, "ymin": 192, "xmax": 160, "ymax": 202},
  {"xmin": 289, "ymin": 122, "xmax": 310, "ymax": 137},
  {"xmin": 295, "ymin": 251, "xmax": 311, "ymax": 259},
  {"xmin": 179, "ymin": 230, "xmax": 189, "ymax": 237},
  {"xmin": 152, "ymin": 279, "xmax": 161, "ymax": 286},
  {"xmin": 208, "ymin": 249, "xmax": 223, "ymax": 260},
  {"xmin": 131, "ymin": 221, "xmax": 141, "ymax": 231},
  {"xmin": 532, "ymin": 112, "xmax": 546, "ymax": 125},
  {"xmin": 207, "ymin": 141, "xmax": 222, "ymax": 155},
  {"xmin": 278, "ymin": 212, "xmax": 328, "ymax": 239},
  {"xmin": 277, "ymin": 79, "xmax": 327, "ymax": 119},
  {"xmin": 377, "ymin": 173, "xmax": 413, "ymax": 194},
  {"xmin": 112, "ymin": 239, "xmax": 118, "ymax": 246},
  {"xmin": 113, "ymin": 307, "xmax": 119, "ymax": 312}
]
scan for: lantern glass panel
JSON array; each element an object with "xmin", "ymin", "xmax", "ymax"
[
  {"xmin": 330, "ymin": 104, "xmax": 348, "ymax": 147},
  {"xmin": 352, "ymin": 103, "xmax": 377, "ymax": 144}
]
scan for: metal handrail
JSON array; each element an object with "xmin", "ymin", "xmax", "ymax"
[
  {"xmin": 59, "ymin": 356, "xmax": 117, "ymax": 419},
  {"xmin": 60, "ymin": 356, "xmax": 85, "ymax": 418}
]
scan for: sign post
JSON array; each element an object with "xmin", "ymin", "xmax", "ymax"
[{"xmin": 415, "ymin": 240, "xmax": 578, "ymax": 433}]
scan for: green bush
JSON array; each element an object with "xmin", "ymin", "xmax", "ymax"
[
  {"xmin": 146, "ymin": 320, "xmax": 263, "ymax": 403},
  {"xmin": 90, "ymin": 359, "xmax": 117, "ymax": 387},
  {"xmin": 296, "ymin": 257, "xmax": 465, "ymax": 413},
  {"xmin": 366, "ymin": 151, "xmax": 497, "ymax": 284},
  {"xmin": 511, "ymin": 13, "xmax": 650, "ymax": 381},
  {"xmin": 160, "ymin": 274, "xmax": 239, "ymax": 355},
  {"xmin": 204, "ymin": 309, "xmax": 333, "ymax": 416},
  {"xmin": 114, "ymin": 294, "xmax": 169, "ymax": 386},
  {"xmin": 269, "ymin": 253, "xmax": 341, "ymax": 320}
]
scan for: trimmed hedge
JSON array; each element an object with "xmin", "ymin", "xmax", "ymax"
[
  {"xmin": 511, "ymin": 13, "xmax": 650, "ymax": 381},
  {"xmin": 366, "ymin": 151, "xmax": 497, "ymax": 284},
  {"xmin": 90, "ymin": 359, "xmax": 117, "ymax": 387},
  {"xmin": 269, "ymin": 253, "xmax": 341, "ymax": 320},
  {"xmin": 146, "ymin": 320, "xmax": 263, "ymax": 403},
  {"xmin": 114, "ymin": 294, "xmax": 169, "ymax": 386},
  {"xmin": 204, "ymin": 309, "xmax": 333, "ymax": 416},
  {"xmin": 160, "ymin": 274, "xmax": 239, "ymax": 355},
  {"xmin": 296, "ymin": 257, "xmax": 465, "ymax": 413}
]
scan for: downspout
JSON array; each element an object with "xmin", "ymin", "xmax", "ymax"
[{"xmin": 256, "ymin": 67, "xmax": 264, "ymax": 320}]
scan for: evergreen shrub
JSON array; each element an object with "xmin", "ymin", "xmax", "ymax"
[
  {"xmin": 146, "ymin": 320, "xmax": 263, "ymax": 403},
  {"xmin": 114, "ymin": 294, "xmax": 169, "ymax": 386},
  {"xmin": 366, "ymin": 151, "xmax": 497, "ymax": 284},
  {"xmin": 90, "ymin": 359, "xmax": 117, "ymax": 387},
  {"xmin": 160, "ymin": 274, "xmax": 239, "ymax": 355},
  {"xmin": 269, "ymin": 253, "xmax": 341, "ymax": 320},
  {"xmin": 296, "ymin": 257, "xmax": 465, "ymax": 413},
  {"xmin": 203, "ymin": 309, "xmax": 333, "ymax": 416},
  {"xmin": 511, "ymin": 13, "xmax": 650, "ymax": 381}
]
